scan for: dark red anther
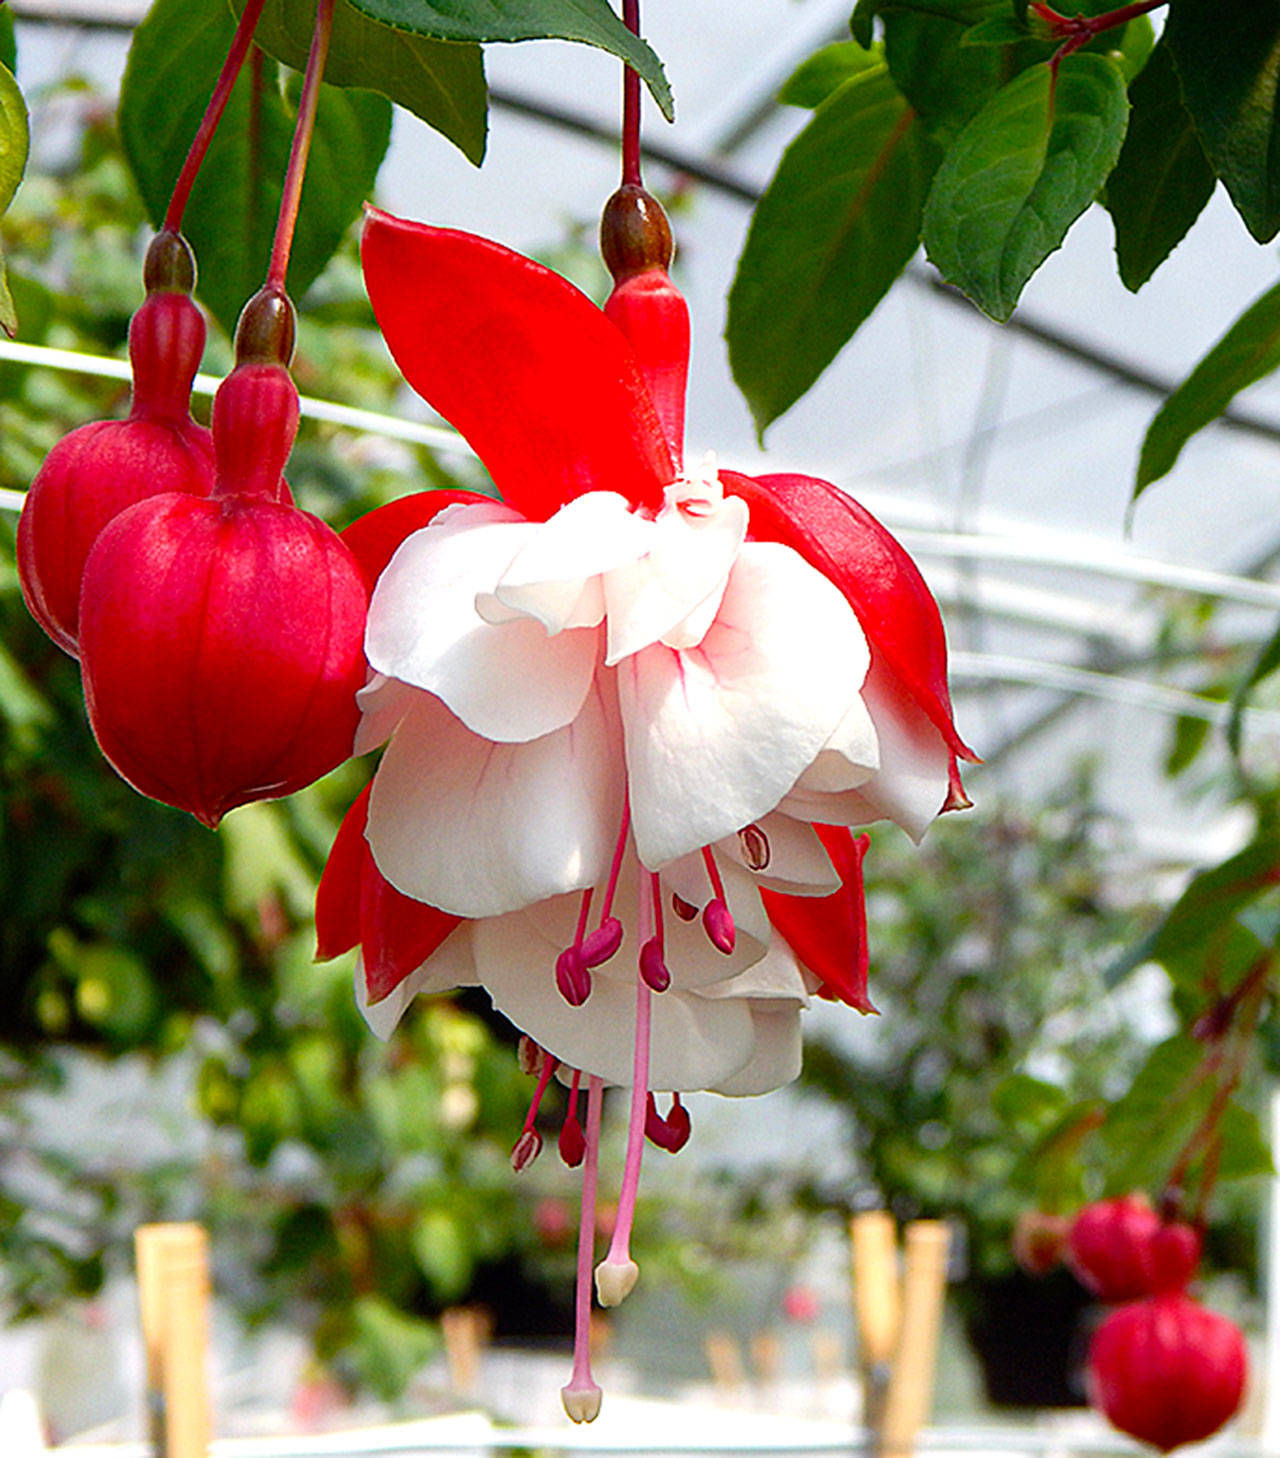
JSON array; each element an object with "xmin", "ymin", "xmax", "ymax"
[
  {"xmin": 559, "ymin": 1113, "xmax": 586, "ymax": 1168},
  {"xmin": 510, "ymin": 1127, "xmax": 542, "ymax": 1172},
  {"xmin": 671, "ymin": 894, "xmax": 698, "ymax": 922},
  {"xmin": 738, "ymin": 824, "xmax": 771, "ymax": 872},
  {"xmin": 555, "ymin": 947, "xmax": 592, "ymax": 1006},
  {"xmin": 703, "ymin": 898, "xmax": 735, "ymax": 954},
  {"xmin": 639, "ymin": 937, "xmax": 671, "ymax": 992},
  {"xmin": 518, "ymin": 1035, "xmax": 547, "ymax": 1076},
  {"xmin": 580, "ymin": 916, "xmax": 624, "ymax": 967},
  {"xmin": 644, "ymin": 1093, "xmax": 691, "ymax": 1152}
]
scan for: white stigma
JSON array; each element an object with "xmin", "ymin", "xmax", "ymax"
[
  {"xmin": 594, "ymin": 1256, "xmax": 640, "ymax": 1307},
  {"xmin": 562, "ymin": 1384, "xmax": 603, "ymax": 1423}
]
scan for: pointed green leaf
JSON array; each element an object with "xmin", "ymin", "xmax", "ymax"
[
  {"xmin": 234, "ymin": 0, "xmax": 486, "ymax": 162},
  {"xmin": 1147, "ymin": 837, "xmax": 1280, "ymax": 972},
  {"xmin": 1108, "ymin": 41, "xmax": 1214, "ymax": 292},
  {"xmin": 1165, "ymin": 0, "xmax": 1280, "ymax": 243},
  {"xmin": 728, "ymin": 65, "xmax": 941, "ymax": 434},
  {"xmin": 883, "ymin": 3, "xmax": 1024, "ymax": 140},
  {"xmin": 1136, "ymin": 278, "xmax": 1280, "ymax": 496},
  {"xmin": 962, "ymin": 16, "xmax": 1028, "ymax": 45},
  {"xmin": 779, "ymin": 41, "xmax": 880, "ymax": 109},
  {"xmin": 120, "ymin": 0, "xmax": 392, "ymax": 336},
  {"xmin": 922, "ymin": 53, "xmax": 1129, "ymax": 320},
  {"xmin": 340, "ymin": 0, "xmax": 672, "ymax": 119},
  {"xmin": 0, "ymin": 60, "xmax": 28, "ymax": 337},
  {"xmin": 0, "ymin": 11, "xmax": 16, "ymax": 74}
]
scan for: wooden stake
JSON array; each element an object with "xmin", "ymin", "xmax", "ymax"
[
  {"xmin": 135, "ymin": 1224, "xmax": 211, "ymax": 1458},
  {"xmin": 851, "ymin": 1210, "xmax": 900, "ymax": 1429},
  {"xmin": 879, "ymin": 1220, "xmax": 949, "ymax": 1458}
]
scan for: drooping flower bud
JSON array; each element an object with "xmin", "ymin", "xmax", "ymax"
[
  {"xmin": 1067, "ymin": 1194, "xmax": 1163, "ymax": 1303},
  {"xmin": 76, "ymin": 306, "xmax": 366, "ymax": 827},
  {"xmin": 17, "ymin": 231, "xmax": 215, "ymax": 656},
  {"xmin": 1087, "ymin": 1294, "xmax": 1247, "ymax": 1451}
]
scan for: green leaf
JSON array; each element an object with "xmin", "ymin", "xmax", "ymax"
[
  {"xmin": 0, "ymin": 11, "xmax": 16, "ymax": 74},
  {"xmin": 728, "ymin": 65, "xmax": 941, "ymax": 433},
  {"xmin": 922, "ymin": 53, "xmax": 1129, "ymax": 320},
  {"xmin": 234, "ymin": 0, "xmax": 486, "ymax": 162},
  {"xmin": 883, "ymin": 3, "xmax": 1022, "ymax": 140},
  {"xmin": 411, "ymin": 1208, "xmax": 472, "ymax": 1302},
  {"xmin": 0, "ymin": 60, "xmax": 29, "ymax": 338},
  {"xmin": 1217, "ymin": 1103, "xmax": 1274, "ymax": 1182},
  {"xmin": 341, "ymin": 0, "xmax": 672, "ymax": 119},
  {"xmin": 1099, "ymin": 1034, "xmax": 1207, "ymax": 1189},
  {"xmin": 962, "ymin": 15, "xmax": 1028, "ymax": 45},
  {"xmin": 1165, "ymin": 0, "xmax": 1280, "ymax": 242},
  {"xmin": 120, "ymin": 0, "xmax": 393, "ymax": 337},
  {"xmin": 1228, "ymin": 618, "xmax": 1280, "ymax": 757},
  {"xmin": 1107, "ymin": 42, "xmax": 1214, "ymax": 292},
  {"xmin": 1148, "ymin": 837, "xmax": 1280, "ymax": 971},
  {"xmin": 778, "ymin": 41, "xmax": 880, "ymax": 108},
  {"xmin": 1136, "ymin": 278, "xmax": 1280, "ymax": 497}
]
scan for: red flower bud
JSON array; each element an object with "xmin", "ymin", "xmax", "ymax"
[
  {"xmin": 77, "ymin": 361, "xmax": 365, "ymax": 826},
  {"xmin": 17, "ymin": 290, "xmax": 214, "ymax": 655},
  {"xmin": 1149, "ymin": 1222, "xmax": 1203, "ymax": 1295},
  {"xmin": 1067, "ymin": 1194, "xmax": 1163, "ymax": 1302},
  {"xmin": 1088, "ymin": 1294, "xmax": 1247, "ymax": 1451}
]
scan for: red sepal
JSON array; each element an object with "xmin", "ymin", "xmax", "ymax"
[
  {"xmin": 722, "ymin": 471, "xmax": 977, "ymax": 764},
  {"xmin": 316, "ymin": 783, "xmax": 461, "ymax": 1003},
  {"xmin": 763, "ymin": 828, "xmax": 875, "ymax": 1012},
  {"xmin": 340, "ymin": 489, "xmax": 491, "ymax": 592},
  {"xmin": 361, "ymin": 209, "xmax": 673, "ymax": 519}
]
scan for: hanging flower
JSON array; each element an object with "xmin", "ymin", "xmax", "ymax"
[{"xmin": 321, "ymin": 202, "xmax": 976, "ymax": 1420}]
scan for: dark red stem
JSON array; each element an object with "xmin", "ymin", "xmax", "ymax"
[
  {"xmin": 164, "ymin": 0, "xmax": 268, "ymax": 231},
  {"xmin": 1031, "ymin": 0, "xmax": 1166, "ymax": 65},
  {"xmin": 621, "ymin": 0, "xmax": 642, "ymax": 186},
  {"xmin": 266, "ymin": 0, "xmax": 336, "ymax": 291}
]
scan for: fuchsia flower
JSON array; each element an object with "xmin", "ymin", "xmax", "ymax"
[{"xmin": 320, "ymin": 203, "xmax": 976, "ymax": 1420}]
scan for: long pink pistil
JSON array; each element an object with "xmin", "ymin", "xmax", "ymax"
[
  {"xmin": 511, "ymin": 1052, "xmax": 559, "ymax": 1171},
  {"xmin": 562, "ymin": 1074, "xmax": 605, "ymax": 1424},
  {"xmin": 595, "ymin": 871, "xmax": 654, "ymax": 1309},
  {"xmin": 700, "ymin": 846, "xmax": 735, "ymax": 953}
]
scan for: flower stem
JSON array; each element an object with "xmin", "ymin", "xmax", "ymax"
[
  {"xmin": 621, "ymin": 0, "xmax": 642, "ymax": 187},
  {"xmin": 164, "ymin": 0, "xmax": 268, "ymax": 231},
  {"xmin": 266, "ymin": 0, "xmax": 336, "ymax": 293},
  {"xmin": 1031, "ymin": 0, "xmax": 1166, "ymax": 64}
]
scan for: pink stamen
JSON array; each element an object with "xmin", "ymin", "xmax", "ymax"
[
  {"xmin": 512, "ymin": 1051, "xmax": 560, "ymax": 1170},
  {"xmin": 556, "ymin": 947, "xmax": 592, "ymax": 1006},
  {"xmin": 562, "ymin": 1075, "xmax": 605, "ymax": 1423},
  {"xmin": 700, "ymin": 847, "xmax": 735, "ymax": 954},
  {"xmin": 638, "ymin": 873, "xmax": 670, "ymax": 990},
  {"xmin": 581, "ymin": 917, "xmax": 623, "ymax": 967},
  {"xmin": 559, "ymin": 1069, "xmax": 586, "ymax": 1168},
  {"xmin": 599, "ymin": 803, "xmax": 632, "ymax": 922},
  {"xmin": 596, "ymin": 872, "xmax": 653, "ymax": 1307}
]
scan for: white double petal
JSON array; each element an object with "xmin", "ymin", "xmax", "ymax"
[
  {"xmin": 366, "ymin": 680, "xmax": 625, "ymax": 919},
  {"xmin": 618, "ymin": 541, "xmax": 871, "ymax": 869},
  {"xmin": 603, "ymin": 485, "xmax": 748, "ymax": 664},
  {"xmin": 366, "ymin": 503, "xmax": 600, "ymax": 743},
  {"xmin": 780, "ymin": 655, "xmax": 951, "ymax": 841}
]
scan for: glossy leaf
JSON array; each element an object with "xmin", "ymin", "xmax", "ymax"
[
  {"xmin": 883, "ymin": 3, "xmax": 1023, "ymax": 140},
  {"xmin": 778, "ymin": 40, "xmax": 880, "ymax": 108},
  {"xmin": 341, "ymin": 0, "xmax": 672, "ymax": 118},
  {"xmin": 1165, "ymin": 0, "xmax": 1280, "ymax": 242},
  {"xmin": 1108, "ymin": 42, "xmax": 1214, "ymax": 293},
  {"xmin": 922, "ymin": 53, "xmax": 1129, "ymax": 321},
  {"xmin": 728, "ymin": 65, "xmax": 941, "ymax": 432},
  {"xmin": 233, "ymin": 0, "xmax": 486, "ymax": 162},
  {"xmin": 121, "ymin": 0, "xmax": 392, "ymax": 336},
  {"xmin": 0, "ymin": 60, "xmax": 28, "ymax": 337},
  {"xmin": 1136, "ymin": 279, "xmax": 1280, "ymax": 496}
]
